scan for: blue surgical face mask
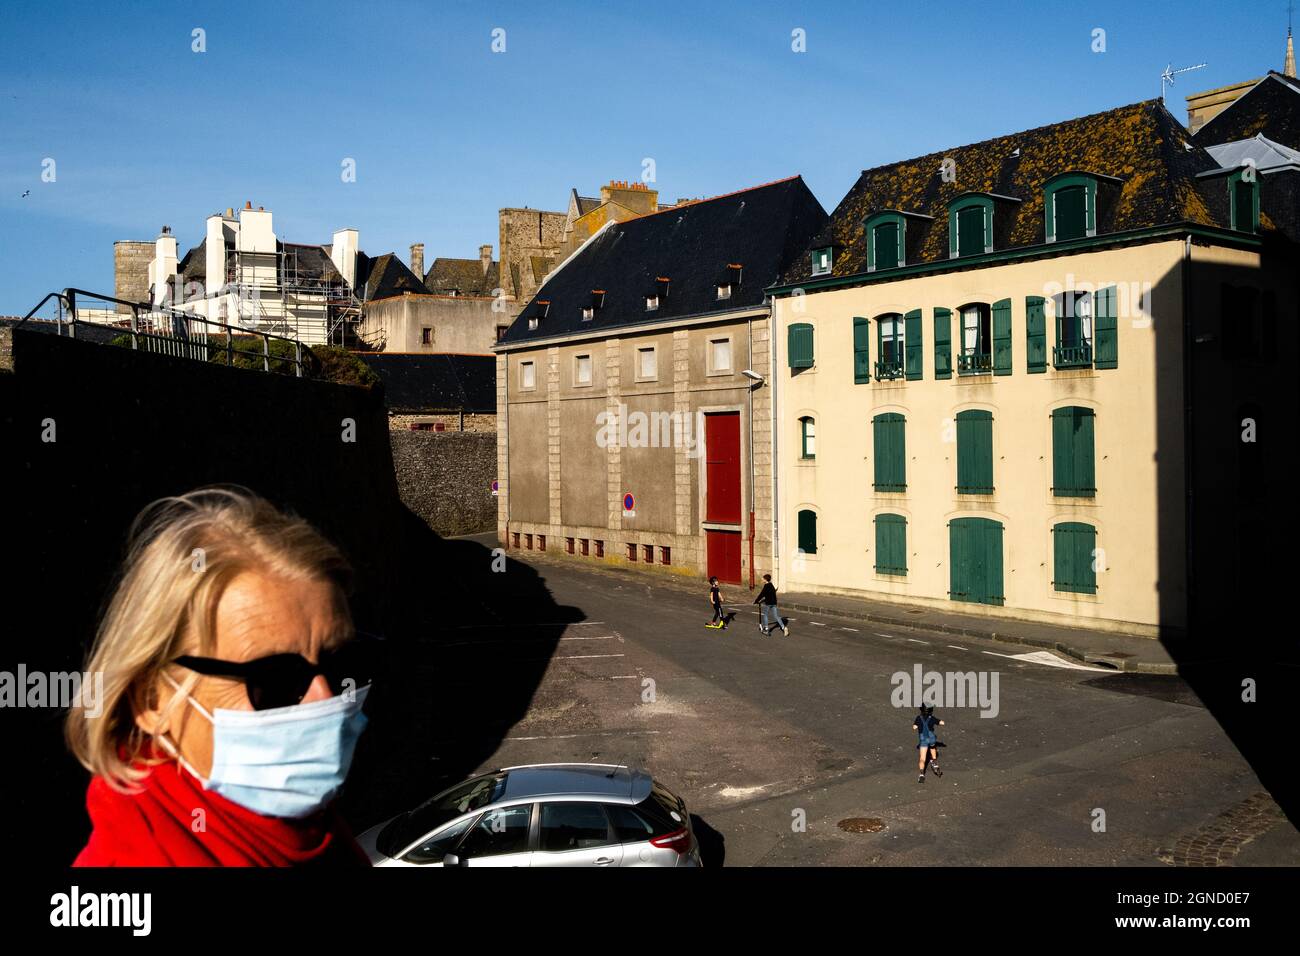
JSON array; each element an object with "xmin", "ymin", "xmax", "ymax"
[{"xmin": 162, "ymin": 674, "xmax": 369, "ymax": 819}]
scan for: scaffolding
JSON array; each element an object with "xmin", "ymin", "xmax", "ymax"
[{"xmin": 221, "ymin": 243, "xmax": 363, "ymax": 347}]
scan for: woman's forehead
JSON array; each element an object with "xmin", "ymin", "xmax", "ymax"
[{"xmin": 214, "ymin": 572, "xmax": 349, "ymax": 658}]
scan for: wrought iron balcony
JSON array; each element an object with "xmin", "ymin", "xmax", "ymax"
[
  {"xmin": 1053, "ymin": 343, "xmax": 1093, "ymax": 368},
  {"xmin": 957, "ymin": 351, "xmax": 992, "ymax": 375},
  {"xmin": 874, "ymin": 358, "xmax": 904, "ymax": 381}
]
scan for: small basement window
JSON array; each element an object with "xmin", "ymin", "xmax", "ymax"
[
  {"xmin": 566, "ymin": 537, "xmax": 575, "ymax": 554},
  {"xmin": 642, "ymin": 544, "xmax": 654, "ymax": 563},
  {"xmin": 579, "ymin": 538, "xmax": 589, "ymax": 556},
  {"xmin": 627, "ymin": 543, "xmax": 638, "ymax": 561},
  {"xmin": 660, "ymin": 546, "xmax": 671, "ymax": 566},
  {"xmin": 594, "ymin": 540, "xmax": 604, "ymax": 558}
]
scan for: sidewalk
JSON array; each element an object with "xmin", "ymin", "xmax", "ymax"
[
  {"xmin": 778, "ymin": 588, "xmax": 1193, "ymax": 674},
  {"xmin": 485, "ymin": 538, "xmax": 1201, "ymax": 675}
]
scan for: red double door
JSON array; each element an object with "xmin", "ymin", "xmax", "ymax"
[{"xmin": 704, "ymin": 412, "xmax": 742, "ymax": 584}]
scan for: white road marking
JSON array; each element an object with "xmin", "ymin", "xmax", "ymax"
[
  {"xmin": 875, "ymin": 633, "xmax": 894, "ymax": 639},
  {"xmin": 810, "ymin": 622, "xmax": 826, "ymax": 627},
  {"xmin": 947, "ymin": 645, "xmax": 968, "ymax": 651},
  {"xmin": 718, "ymin": 785, "xmax": 767, "ymax": 798},
  {"xmin": 906, "ymin": 638, "xmax": 929, "ymax": 645},
  {"xmin": 981, "ymin": 650, "xmax": 1112, "ymax": 672},
  {"xmin": 839, "ymin": 627, "xmax": 859, "ymax": 632}
]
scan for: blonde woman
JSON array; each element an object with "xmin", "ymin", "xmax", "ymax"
[{"xmin": 67, "ymin": 486, "xmax": 375, "ymax": 866}]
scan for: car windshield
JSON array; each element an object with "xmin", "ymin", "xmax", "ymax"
[{"xmin": 381, "ymin": 772, "xmax": 509, "ymax": 855}]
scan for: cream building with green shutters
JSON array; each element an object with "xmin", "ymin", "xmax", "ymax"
[{"xmin": 767, "ymin": 98, "xmax": 1300, "ymax": 637}]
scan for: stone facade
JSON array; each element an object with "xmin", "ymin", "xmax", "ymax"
[
  {"xmin": 113, "ymin": 240, "xmax": 153, "ymax": 312},
  {"xmin": 498, "ymin": 207, "xmax": 569, "ymax": 313},
  {"xmin": 388, "ymin": 412, "xmax": 496, "ymax": 433},
  {"xmin": 499, "ymin": 312, "xmax": 774, "ymax": 584},
  {"xmin": 359, "ymin": 293, "xmax": 505, "ymax": 354},
  {"xmin": 390, "ymin": 430, "xmax": 498, "ymax": 537}
]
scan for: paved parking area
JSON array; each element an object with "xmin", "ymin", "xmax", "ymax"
[{"xmin": 425, "ymin": 539, "xmax": 1298, "ymax": 867}]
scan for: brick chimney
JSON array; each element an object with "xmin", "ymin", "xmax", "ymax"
[
  {"xmin": 410, "ymin": 242, "xmax": 425, "ymax": 279},
  {"xmin": 479, "ymin": 244, "xmax": 493, "ymax": 276}
]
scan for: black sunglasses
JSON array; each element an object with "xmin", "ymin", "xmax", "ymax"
[{"xmin": 173, "ymin": 633, "xmax": 382, "ymax": 710}]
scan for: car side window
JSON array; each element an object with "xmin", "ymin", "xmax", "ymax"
[
  {"xmin": 403, "ymin": 816, "xmax": 474, "ymax": 865},
  {"xmin": 539, "ymin": 802, "xmax": 615, "ymax": 852},
  {"xmin": 457, "ymin": 805, "xmax": 532, "ymax": 858},
  {"xmin": 606, "ymin": 804, "xmax": 659, "ymax": 843}
]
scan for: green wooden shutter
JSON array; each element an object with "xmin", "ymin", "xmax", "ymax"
[
  {"xmin": 1051, "ymin": 408, "xmax": 1074, "ymax": 496},
  {"xmin": 956, "ymin": 410, "xmax": 993, "ymax": 494},
  {"xmin": 984, "ymin": 520, "xmax": 1004, "ymax": 605},
  {"xmin": 934, "ymin": 308, "xmax": 952, "ymax": 379},
  {"xmin": 1053, "ymin": 522, "xmax": 1097, "ymax": 593},
  {"xmin": 948, "ymin": 520, "xmax": 966, "ymax": 600},
  {"xmin": 904, "ymin": 309, "xmax": 923, "ymax": 380},
  {"xmin": 1094, "ymin": 286, "xmax": 1117, "ymax": 368},
  {"xmin": 798, "ymin": 509, "xmax": 817, "ymax": 554},
  {"xmin": 1025, "ymin": 296, "xmax": 1046, "ymax": 373},
  {"xmin": 788, "ymin": 322, "xmax": 814, "ymax": 369},
  {"xmin": 874, "ymin": 222, "xmax": 899, "ymax": 270},
  {"xmin": 1052, "ymin": 407, "xmax": 1096, "ymax": 496},
  {"xmin": 1054, "ymin": 186, "xmax": 1087, "ymax": 241},
  {"xmin": 875, "ymin": 514, "xmax": 907, "ymax": 575},
  {"xmin": 873, "ymin": 413, "xmax": 906, "ymax": 491},
  {"xmin": 853, "ymin": 316, "xmax": 871, "ymax": 383},
  {"xmin": 1074, "ymin": 407, "xmax": 1096, "ymax": 496},
  {"xmin": 957, "ymin": 205, "xmax": 985, "ymax": 257},
  {"xmin": 992, "ymin": 298, "xmax": 1012, "ymax": 375}
]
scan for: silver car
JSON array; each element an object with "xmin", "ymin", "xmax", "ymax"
[{"xmin": 357, "ymin": 763, "xmax": 702, "ymax": 867}]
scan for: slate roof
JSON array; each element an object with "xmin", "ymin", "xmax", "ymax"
[
  {"xmin": 779, "ymin": 99, "xmax": 1229, "ymax": 286},
  {"xmin": 1192, "ymin": 72, "xmax": 1300, "ymax": 150},
  {"xmin": 354, "ymin": 352, "xmax": 496, "ymax": 413},
  {"xmin": 498, "ymin": 175, "xmax": 827, "ymax": 345},
  {"xmin": 424, "ymin": 257, "xmax": 500, "ymax": 296},
  {"xmin": 362, "ymin": 253, "xmax": 427, "ymax": 301},
  {"xmin": 1205, "ymin": 134, "xmax": 1300, "ymax": 172}
]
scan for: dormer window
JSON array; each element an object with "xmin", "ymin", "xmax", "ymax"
[
  {"xmin": 948, "ymin": 196, "xmax": 994, "ymax": 258},
  {"xmin": 865, "ymin": 213, "xmax": 906, "ymax": 272},
  {"xmin": 1229, "ymin": 167, "xmax": 1259, "ymax": 233},
  {"xmin": 528, "ymin": 317, "xmax": 539, "ymax": 331},
  {"xmin": 582, "ymin": 307, "xmax": 594, "ymax": 321},
  {"xmin": 811, "ymin": 247, "xmax": 833, "ymax": 276},
  {"xmin": 646, "ymin": 296, "xmax": 659, "ymax": 311},
  {"xmin": 1044, "ymin": 173, "xmax": 1098, "ymax": 242},
  {"xmin": 717, "ymin": 284, "xmax": 732, "ymax": 300}
]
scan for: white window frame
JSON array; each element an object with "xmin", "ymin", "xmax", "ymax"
[
  {"xmin": 707, "ymin": 335, "xmax": 734, "ymax": 376},
  {"xmin": 581, "ymin": 307, "xmax": 594, "ymax": 321},
  {"xmin": 573, "ymin": 352, "xmax": 593, "ymax": 387},
  {"xmin": 645, "ymin": 296, "xmax": 659, "ymax": 312},
  {"xmin": 811, "ymin": 247, "xmax": 832, "ymax": 277},
  {"xmin": 635, "ymin": 345, "xmax": 658, "ymax": 382},
  {"xmin": 717, "ymin": 284, "xmax": 732, "ymax": 300}
]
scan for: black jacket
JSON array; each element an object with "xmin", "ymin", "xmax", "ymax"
[{"xmin": 754, "ymin": 582, "xmax": 778, "ymax": 606}]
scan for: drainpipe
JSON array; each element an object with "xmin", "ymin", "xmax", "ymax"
[
  {"xmin": 748, "ymin": 314, "xmax": 755, "ymax": 589},
  {"xmin": 1182, "ymin": 234, "xmax": 1194, "ymax": 634},
  {"xmin": 770, "ymin": 298, "xmax": 781, "ymax": 586}
]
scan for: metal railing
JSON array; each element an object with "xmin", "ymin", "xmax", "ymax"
[
  {"xmin": 1053, "ymin": 343, "xmax": 1093, "ymax": 368},
  {"xmin": 957, "ymin": 351, "xmax": 993, "ymax": 374},
  {"xmin": 874, "ymin": 358, "xmax": 904, "ymax": 381},
  {"xmin": 19, "ymin": 289, "xmax": 317, "ymax": 377}
]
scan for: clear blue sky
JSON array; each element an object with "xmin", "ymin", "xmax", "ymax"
[{"xmin": 0, "ymin": 0, "xmax": 1291, "ymax": 313}]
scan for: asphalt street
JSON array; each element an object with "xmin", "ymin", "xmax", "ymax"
[{"xmin": 423, "ymin": 536, "xmax": 1299, "ymax": 867}]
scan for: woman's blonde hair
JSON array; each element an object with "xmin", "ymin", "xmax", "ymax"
[{"xmin": 66, "ymin": 485, "xmax": 353, "ymax": 791}]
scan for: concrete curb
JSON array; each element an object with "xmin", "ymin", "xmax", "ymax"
[{"xmin": 781, "ymin": 599, "xmax": 1183, "ymax": 674}]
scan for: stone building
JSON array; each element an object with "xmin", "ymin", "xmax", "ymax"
[
  {"xmin": 494, "ymin": 176, "xmax": 826, "ymax": 585},
  {"xmin": 355, "ymin": 352, "xmax": 496, "ymax": 432},
  {"xmin": 767, "ymin": 95, "xmax": 1299, "ymax": 637},
  {"xmin": 1184, "ymin": 26, "xmax": 1297, "ymax": 134}
]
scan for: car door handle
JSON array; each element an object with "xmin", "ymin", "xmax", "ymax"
[{"xmin": 594, "ymin": 857, "xmax": 615, "ymax": 865}]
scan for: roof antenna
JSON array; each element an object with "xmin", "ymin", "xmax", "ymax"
[{"xmin": 1161, "ymin": 61, "xmax": 1207, "ymax": 103}]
